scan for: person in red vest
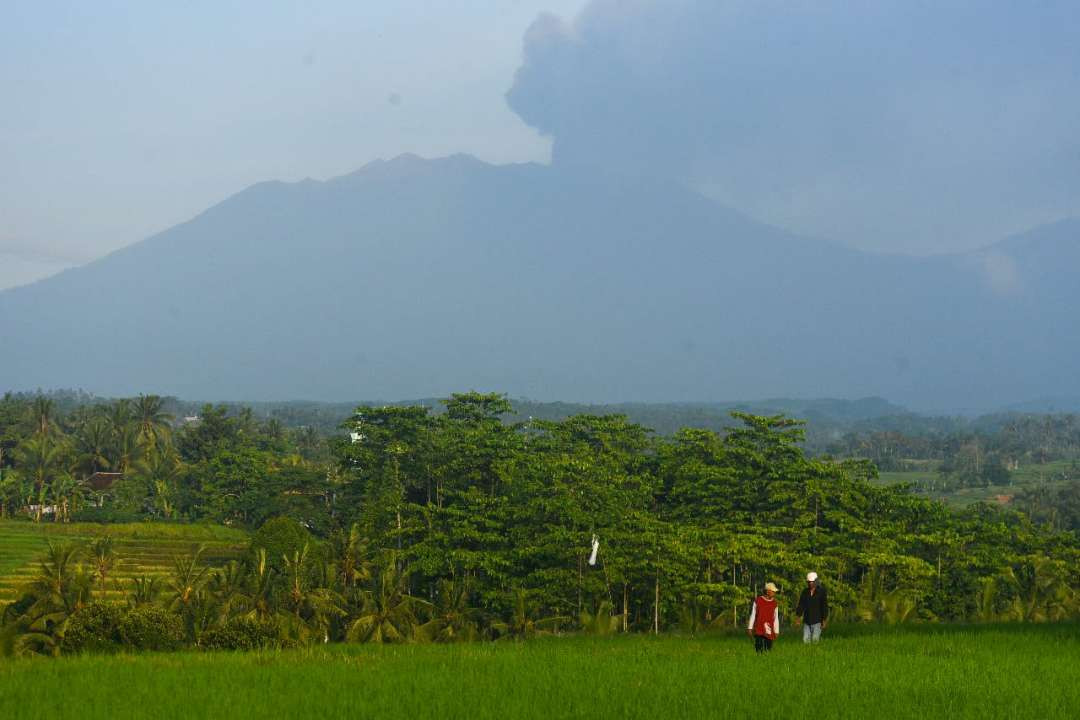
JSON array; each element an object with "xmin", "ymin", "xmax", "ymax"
[{"xmin": 747, "ymin": 582, "xmax": 780, "ymax": 652}]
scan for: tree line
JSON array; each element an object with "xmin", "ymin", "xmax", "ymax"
[{"xmin": 1, "ymin": 391, "xmax": 1079, "ymax": 656}]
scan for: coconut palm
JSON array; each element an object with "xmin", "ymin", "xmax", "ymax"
[
  {"xmin": 579, "ymin": 599, "xmax": 620, "ymax": 636},
  {"xmin": 853, "ymin": 566, "xmax": 925, "ymax": 624},
  {"xmin": 29, "ymin": 395, "xmax": 57, "ymax": 436},
  {"xmin": 281, "ymin": 544, "xmax": 346, "ymax": 643},
  {"xmin": 8, "ymin": 542, "xmax": 93, "ymax": 656},
  {"xmin": 133, "ymin": 447, "xmax": 183, "ymax": 518},
  {"xmin": 206, "ymin": 559, "xmax": 250, "ymax": 623},
  {"xmin": 48, "ymin": 473, "xmax": 83, "ymax": 523},
  {"xmin": 415, "ymin": 577, "xmax": 486, "ymax": 643},
  {"xmin": 166, "ymin": 545, "xmax": 213, "ymax": 641},
  {"xmin": 491, "ymin": 589, "xmax": 568, "ymax": 640},
  {"xmin": 346, "ymin": 562, "xmax": 423, "ymax": 644},
  {"xmin": 127, "ymin": 575, "xmax": 162, "ymax": 608},
  {"xmin": 132, "ymin": 394, "xmax": 174, "ymax": 449},
  {"xmin": 106, "ymin": 399, "xmax": 133, "ymax": 435},
  {"xmin": 0, "ymin": 470, "xmax": 31, "ymax": 519},
  {"xmin": 974, "ymin": 575, "xmax": 1004, "ymax": 622},
  {"xmin": 242, "ymin": 548, "xmax": 280, "ymax": 623},
  {"xmin": 72, "ymin": 417, "xmax": 113, "ymax": 477},
  {"xmin": 999, "ymin": 556, "xmax": 1076, "ymax": 622},
  {"xmin": 88, "ymin": 536, "xmax": 120, "ymax": 599},
  {"xmin": 328, "ymin": 523, "xmax": 373, "ymax": 589},
  {"xmin": 113, "ymin": 422, "xmax": 144, "ymax": 475},
  {"xmin": 167, "ymin": 546, "xmax": 209, "ymax": 611},
  {"xmin": 15, "ymin": 434, "xmax": 69, "ymax": 522}
]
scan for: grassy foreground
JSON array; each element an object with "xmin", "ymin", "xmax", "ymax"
[{"xmin": 1, "ymin": 625, "xmax": 1078, "ymax": 719}]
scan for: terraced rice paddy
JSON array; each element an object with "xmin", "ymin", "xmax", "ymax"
[{"xmin": 0, "ymin": 521, "xmax": 247, "ymax": 604}]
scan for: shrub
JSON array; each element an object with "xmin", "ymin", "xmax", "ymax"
[
  {"xmin": 199, "ymin": 618, "xmax": 283, "ymax": 651},
  {"xmin": 250, "ymin": 516, "xmax": 315, "ymax": 570},
  {"xmin": 118, "ymin": 607, "xmax": 185, "ymax": 651},
  {"xmin": 64, "ymin": 604, "xmax": 124, "ymax": 654}
]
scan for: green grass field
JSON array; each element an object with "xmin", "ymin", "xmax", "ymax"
[
  {"xmin": 0, "ymin": 625, "xmax": 1077, "ymax": 719},
  {"xmin": 0, "ymin": 521, "xmax": 247, "ymax": 603}
]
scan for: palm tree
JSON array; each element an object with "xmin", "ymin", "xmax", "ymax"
[
  {"xmin": 88, "ymin": 536, "xmax": 119, "ymax": 599},
  {"xmin": 242, "ymin": 548, "xmax": 279, "ymax": 623},
  {"xmin": 127, "ymin": 575, "xmax": 162, "ymax": 608},
  {"xmin": 133, "ymin": 447, "xmax": 183, "ymax": 518},
  {"xmin": 207, "ymin": 559, "xmax": 250, "ymax": 623},
  {"xmin": 328, "ymin": 523, "xmax": 373, "ymax": 589},
  {"xmin": 0, "ymin": 470, "xmax": 30, "ymax": 519},
  {"xmin": 48, "ymin": 473, "xmax": 83, "ymax": 523},
  {"xmin": 282, "ymin": 544, "xmax": 346, "ymax": 643},
  {"xmin": 132, "ymin": 394, "xmax": 174, "ymax": 449},
  {"xmin": 113, "ymin": 422, "xmax": 144, "ymax": 475},
  {"xmin": 8, "ymin": 542, "xmax": 93, "ymax": 655},
  {"xmin": 579, "ymin": 599, "xmax": 620, "ymax": 636},
  {"xmin": 167, "ymin": 545, "xmax": 211, "ymax": 641},
  {"xmin": 72, "ymin": 417, "xmax": 114, "ymax": 478},
  {"xmin": 974, "ymin": 575, "xmax": 1004, "ymax": 622},
  {"xmin": 346, "ymin": 562, "xmax": 423, "ymax": 644},
  {"xmin": 29, "ymin": 395, "xmax": 57, "ymax": 436},
  {"xmin": 167, "ymin": 546, "xmax": 209, "ymax": 611},
  {"xmin": 491, "ymin": 589, "xmax": 567, "ymax": 640},
  {"xmin": 15, "ymin": 434, "xmax": 69, "ymax": 522},
  {"xmin": 999, "ymin": 556, "xmax": 1076, "ymax": 622},
  {"xmin": 855, "ymin": 567, "xmax": 923, "ymax": 624},
  {"xmin": 415, "ymin": 577, "xmax": 486, "ymax": 642},
  {"xmin": 106, "ymin": 399, "xmax": 133, "ymax": 436}
]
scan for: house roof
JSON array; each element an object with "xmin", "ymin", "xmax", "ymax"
[{"xmin": 86, "ymin": 472, "xmax": 123, "ymax": 491}]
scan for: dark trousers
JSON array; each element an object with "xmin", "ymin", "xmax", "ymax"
[{"xmin": 754, "ymin": 634, "xmax": 773, "ymax": 653}]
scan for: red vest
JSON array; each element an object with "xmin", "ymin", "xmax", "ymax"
[{"xmin": 752, "ymin": 596, "xmax": 778, "ymax": 639}]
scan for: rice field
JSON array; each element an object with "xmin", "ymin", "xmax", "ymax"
[
  {"xmin": 0, "ymin": 521, "xmax": 247, "ymax": 604},
  {"xmin": 0, "ymin": 624, "xmax": 1077, "ymax": 720},
  {"xmin": 877, "ymin": 461, "xmax": 1078, "ymax": 507}
]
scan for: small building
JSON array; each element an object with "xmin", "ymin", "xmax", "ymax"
[{"xmin": 86, "ymin": 472, "xmax": 123, "ymax": 492}]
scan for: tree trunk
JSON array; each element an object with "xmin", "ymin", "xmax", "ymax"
[
  {"xmin": 732, "ymin": 560, "xmax": 737, "ymax": 627},
  {"xmin": 653, "ymin": 575, "xmax": 660, "ymax": 635},
  {"xmin": 623, "ymin": 583, "xmax": 629, "ymax": 632},
  {"xmin": 577, "ymin": 555, "xmax": 583, "ymax": 617}
]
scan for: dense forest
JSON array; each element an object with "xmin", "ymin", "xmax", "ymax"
[{"xmin": 1, "ymin": 390, "xmax": 1078, "ymax": 655}]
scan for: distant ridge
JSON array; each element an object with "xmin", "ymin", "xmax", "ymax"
[{"xmin": 1, "ymin": 155, "xmax": 1078, "ymax": 412}]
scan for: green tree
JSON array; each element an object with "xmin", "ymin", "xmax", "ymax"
[
  {"xmin": 88, "ymin": 536, "xmax": 120, "ymax": 599},
  {"xmin": 15, "ymin": 433, "xmax": 71, "ymax": 522},
  {"xmin": 132, "ymin": 394, "xmax": 174, "ymax": 449},
  {"xmin": 346, "ymin": 562, "xmax": 424, "ymax": 644}
]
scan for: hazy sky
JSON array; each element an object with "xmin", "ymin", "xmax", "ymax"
[
  {"xmin": 0, "ymin": 1, "xmax": 583, "ymax": 289},
  {"xmin": 3, "ymin": 1, "xmax": 1079, "ymax": 290}
]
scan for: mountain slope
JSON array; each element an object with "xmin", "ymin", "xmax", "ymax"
[{"xmin": 1, "ymin": 155, "xmax": 1077, "ymax": 411}]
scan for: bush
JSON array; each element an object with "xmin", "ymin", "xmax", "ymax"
[
  {"xmin": 118, "ymin": 607, "xmax": 185, "ymax": 651},
  {"xmin": 64, "ymin": 604, "xmax": 124, "ymax": 654},
  {"xmin": 250, "ymin": 517, "xmax": 315, "ymax": 570},
  {"xmin": 199, "ymin": 618, "xmax": 283, "ymax": 651}
]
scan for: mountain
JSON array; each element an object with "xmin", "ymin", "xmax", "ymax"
[{"xmin": 1, "ymin": 154, "xmax": 1077, "ymax": 412}]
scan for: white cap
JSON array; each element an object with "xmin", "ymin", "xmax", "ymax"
[{"xmin": 807, "ymin": 571, "xmax": 819, "ymax": 582}]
